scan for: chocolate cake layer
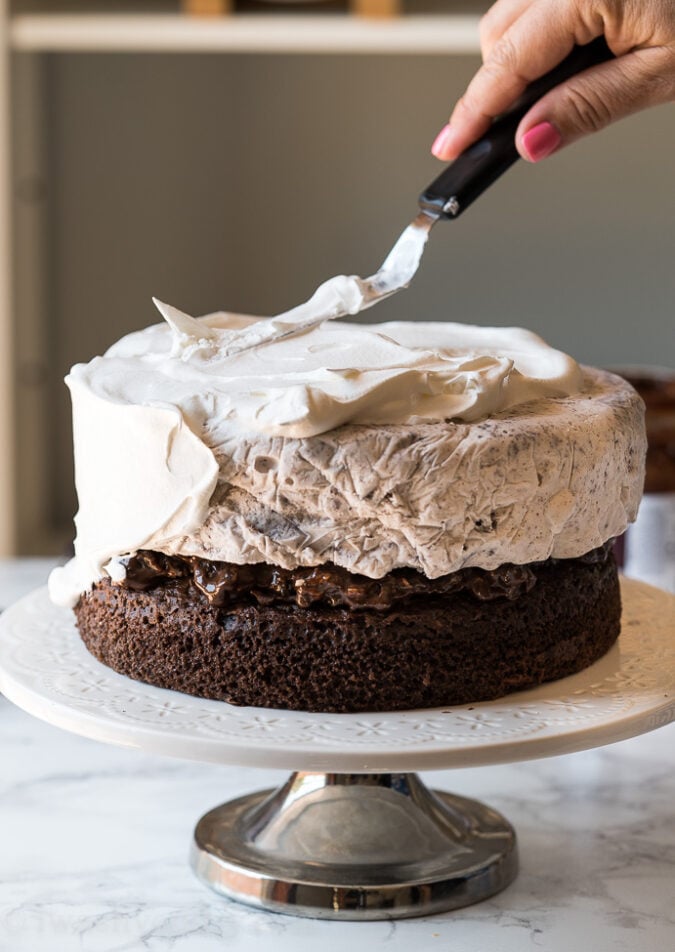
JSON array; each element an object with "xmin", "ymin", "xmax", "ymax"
[
  {"xmin": 74, "ymin": 549, "xmax": 621, "ymax": 713},
  {"xmin": 620, "ymin": 371, "xmax": 675, "ymax": 493}
]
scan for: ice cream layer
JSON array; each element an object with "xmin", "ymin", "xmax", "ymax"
[{"xmin": 48, "ymin": 306, "xmax": 645, "ymax": 607}]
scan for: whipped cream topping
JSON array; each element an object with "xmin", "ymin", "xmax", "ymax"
[
  {"xmin": 87, "ymin": 299, "xmax": 583, "ymax": 439},
  {"xmin": 49, "ymin": 298, "xmax": 642, "ymax": 611}
]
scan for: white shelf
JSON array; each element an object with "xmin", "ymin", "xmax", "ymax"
[{"xmin": 9, "ymin": 13, "xmax": 481, "ymax": 53}]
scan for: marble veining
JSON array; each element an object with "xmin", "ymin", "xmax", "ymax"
[{"xmin": 0, "ymin": 559, "xmax": 673, "ymax": 951}]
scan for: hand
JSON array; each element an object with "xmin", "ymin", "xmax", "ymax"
[{"xmin": 431, "ymin": 0, "xmax": 675, "ymax": 162}]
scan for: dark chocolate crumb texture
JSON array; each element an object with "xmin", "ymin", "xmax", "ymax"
[{"xmin": 74, "ymin": 545, "xmax": 620, "ymax": 713}]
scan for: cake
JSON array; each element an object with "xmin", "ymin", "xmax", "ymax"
[{"xmin": 49, "ymin": 299, "xmax": 646, "ymax": 712}]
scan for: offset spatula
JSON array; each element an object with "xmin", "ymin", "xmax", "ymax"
[{"xmin": 221, "ymin": 37, "xmax": 613, "ymax": 357}]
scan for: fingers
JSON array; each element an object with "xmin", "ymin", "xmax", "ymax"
[
  {"xmin": 479, "ymin": 0, "xmax": 535, "ymax": 61},
  {"xmin": 516, "ymin": 45, "xmax": 675, "ymax": 161},
  {"xmin": 432, "ymin": 0, "xmax": 600, "ymax": 160}
]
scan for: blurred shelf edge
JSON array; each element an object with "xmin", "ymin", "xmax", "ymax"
[{"xmin": 9, "ymin": 13, "xmax": 481, "ymax": 53}]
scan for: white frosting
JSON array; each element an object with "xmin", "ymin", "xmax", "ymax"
[
  {"xmin": 49, "ymin": 302, "xmax": 645, "ymax": 608},
  {"xmin": 80, "ymin": 300, "xmax": 583, "ymax": 438}
]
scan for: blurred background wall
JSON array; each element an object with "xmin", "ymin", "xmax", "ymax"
[{"xmin": 11, "ymin": 48, "xmax": 675, "ymax": 551}]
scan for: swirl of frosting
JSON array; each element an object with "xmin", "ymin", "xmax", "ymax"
[{"xmin": 91, "ymin": 295, "xmax": 583, "ymax": 439}]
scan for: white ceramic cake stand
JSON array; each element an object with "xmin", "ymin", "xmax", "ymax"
[{"xmin": 0, "ymin": 578, "xmax": 673, "ymax": 921}]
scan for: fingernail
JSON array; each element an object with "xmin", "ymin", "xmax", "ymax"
[
  {"xmin": 521, "ymin": 121, "xmax": 562, "ymax": 162},
  {"xmin": 431, "ymin": 124, "xmax": 457, "ymax": 160}
]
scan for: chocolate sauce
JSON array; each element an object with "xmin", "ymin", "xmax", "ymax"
[{"xmin": 121, "ymin": 543, "xmax": 612, "ymax": 613}]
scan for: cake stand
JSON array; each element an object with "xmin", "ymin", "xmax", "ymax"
[{"xmin": 0, "ymin": 579, "xmax": 673, "ymax": 921}]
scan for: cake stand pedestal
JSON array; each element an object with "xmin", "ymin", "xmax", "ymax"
[
  {"xmin": 191, "ymin": 771, "xmax": 516, "ymax": 918},
  {"xmin": 0, "ymin": 578, "xmax": 673, "ymax": 921}
]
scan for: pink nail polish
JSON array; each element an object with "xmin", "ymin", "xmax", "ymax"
[
  {"xmin": 521, "ymin": 121, "xmax": 562, "ymax": 162},
  {"xmin": 431, "ymin": 124, "xmax": 456, "ymax": 160}
]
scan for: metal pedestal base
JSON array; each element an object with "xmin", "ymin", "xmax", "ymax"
[{"xmin": 191, "ymin": 772, "xmax": 518, "ymax": 920}]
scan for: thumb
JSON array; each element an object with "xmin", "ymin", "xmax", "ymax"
[{"xmin": 516, "ymin": 45, "xmax": 675, "ymax": 162}]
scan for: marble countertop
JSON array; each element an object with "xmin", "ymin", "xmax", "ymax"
[{"xmin": 0, "ymin": 559, "xmax": 673, "ymax": 952}]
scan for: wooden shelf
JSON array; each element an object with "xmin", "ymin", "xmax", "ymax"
[{"xmin": 9, "ymin": 13, "xmax": 481, "ymax": 53}]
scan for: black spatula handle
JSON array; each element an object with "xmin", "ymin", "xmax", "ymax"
[{"xmin": 419, "ymin": 36, "xmax": 614, "ymax": 220}]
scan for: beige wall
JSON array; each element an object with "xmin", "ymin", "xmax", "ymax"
[{"xmin": 31, "ymin": 52, "xmax": 675, "ymax": 544}]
